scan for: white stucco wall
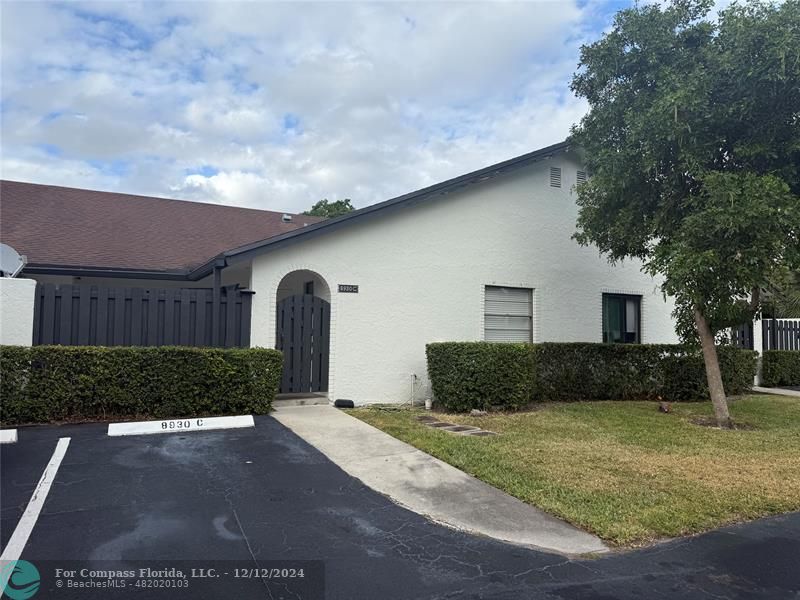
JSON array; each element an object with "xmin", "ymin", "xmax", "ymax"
[
  {"xmin": 277, "ymin": 269, "xmax": 331, "ymax": 302},
  {"xmin": 250, "ymin": 152, "xmax": 678, "ymax": 404},
  {"xmin": 0, "ymin": 278, "xmax": 37, "ymax": 346}
]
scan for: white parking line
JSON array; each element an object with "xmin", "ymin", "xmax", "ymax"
[
  {"xmin": 0, "ymin": 436, "xmax": 71, "ymax": 593},
  {"xmin": 0, "ymin": 430, "xmax": 17, "ymax": 444},
  {"xmin": 107, "ymin": 415, "xmax": 254, "ymax": 437}
]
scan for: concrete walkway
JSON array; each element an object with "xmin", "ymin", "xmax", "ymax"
[
  {"xmin": 753, "ymin": 386, "xmax": 800, "ymax": 398},
  {"xmin": 272, "ymin": 405, "xmax": 607, "ymax": 556}
]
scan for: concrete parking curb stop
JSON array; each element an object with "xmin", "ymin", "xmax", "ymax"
[
  {"xmin": 272, "ymin": 405, "xmax": 608, "ymax": 556},
  {"xmin": 108, "ymin": 415, "xmax": 255, "ymax": 437}
]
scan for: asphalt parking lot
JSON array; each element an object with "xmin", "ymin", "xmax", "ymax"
[{"xmin": 1, "ymin": 415, "xmax": 799, "ymax": 599}]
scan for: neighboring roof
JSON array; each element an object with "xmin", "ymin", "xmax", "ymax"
[
  {"xmin": 191, "ymin": 140, "xmax": 571, "ymax": 278},
  {"xmin": 0, "ymin": 180, "xmax": 323, "ymax": 275}
]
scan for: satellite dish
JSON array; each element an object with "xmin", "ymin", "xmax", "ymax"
[{"xmin": 0, "ymin": 243, "xmax": 27, "ymax": 278}]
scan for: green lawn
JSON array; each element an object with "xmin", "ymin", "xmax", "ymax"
[{"xmin": 350, "ymin": 396, "xmax": 800, "ymax": 547}]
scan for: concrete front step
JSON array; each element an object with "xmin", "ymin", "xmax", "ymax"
[{"xmin": 273, "ymin": 394, "xmax": 330, "ymax": 408}]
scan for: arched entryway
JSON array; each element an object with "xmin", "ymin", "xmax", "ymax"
[{"xmin": 275, "ymin": 270, "xmax": 331, "ymax": 394}]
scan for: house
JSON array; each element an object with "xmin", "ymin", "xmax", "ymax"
[{"xmin": 0, "ymin": 141, "xmax": 678, "ymax": 405}]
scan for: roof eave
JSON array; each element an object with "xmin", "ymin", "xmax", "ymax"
[
  {"xmin": 23, "ymin": 264, "xmax": 192, "ymax": 281},
  {"xmin": 186, "ymin": 257, "xmax": 228, "ymax": 281}
]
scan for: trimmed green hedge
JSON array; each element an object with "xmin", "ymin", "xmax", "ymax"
[
  {"xmin": 426, "ymin": 342, "xmax": 536, "ymax": 412},
  {"xmin": 648, "ymin": 346, "xmax": 757, "ymax": 402},
  {"xmin": 426, "ymin": 342, "xmax": 757, "ymax": 411},
  {"xmin": 533, "ymin": 343, "xmax": 677, "ymax": 401},
  {"xmin": 761, "ymin": 350, "xmax": 800, "ymax": 387},
  {"xmin": 0, "ymin": 346, "xmax": 283, "ymax": 426}
]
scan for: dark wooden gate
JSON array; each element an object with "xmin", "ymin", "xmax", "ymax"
[
  {"xmin": 33, "ymin": 283, "xmax": 253, "ymax": 347},
  {"xmin": 276, "ymin": 294, "xmax": 330, "ymax": 393}
]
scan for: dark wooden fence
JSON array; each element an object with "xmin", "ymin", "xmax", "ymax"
[
  {"xmin": 732, "ymin": 319, "xmax": 800, "ymax": 351},
  {"xmin": 33, "ymin": 283, "xmax": 253, "ymax": 348},
  {"xmin": 762, "ymin": 318, "xmax": 800, "ymax": 351},
  {"xmin": 731, "ymin": 322, "xmax": 754, "ymax": 350}
]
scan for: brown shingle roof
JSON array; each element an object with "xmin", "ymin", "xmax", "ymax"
[{"xmin": 0, "ymin": 180, "xmax": 323, "ymax": 272}]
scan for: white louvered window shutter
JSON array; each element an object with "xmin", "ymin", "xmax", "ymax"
[
  {"xmin": 484, "ymin": 286, "xmax": 533, "ymax": 343},
  {"xmin": 549, "ymin": 167, "xmax": 562, "ymax": 187}
]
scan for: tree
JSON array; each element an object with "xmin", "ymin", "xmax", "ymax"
[
  {"xmin": 764, "ymin": 271, "xmax": 800, "ymax": 318},
  {"xmin": 303, "ymin": 198, "xmax": 355, "ymax": 218},
  {"xmin": 569, "ymin": 0, "xmax": 800, "ymax": 428}
]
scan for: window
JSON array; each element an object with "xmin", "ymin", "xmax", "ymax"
[
  {"xmin": 576, "ymin": 170, "xmax": 588, "ymax": 185},
  {"xmin": 304, "ymin": 281, "xmax": 314, "ymax": 295},
  {"xmin": 602, "ymin": 294, "xmax": 641, "ymax": 343},
  {"xmin": 484, "ymin": 286, "xmax": 533, "ymax": 343},
  {"xmin": 549, "ymin": 167, "xmax": 562, "ymax": 188}
]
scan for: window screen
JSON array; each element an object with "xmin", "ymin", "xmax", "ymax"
[
  {"xmin": 484, "ymin": 286, "xmax": 533, "ymax": 343},
  {"xmin": 602, "ymin": 293, "xmax": 641, "ymax": 343}
]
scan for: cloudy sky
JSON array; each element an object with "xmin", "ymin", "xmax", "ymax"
[{"xmin": 1, "ymin": 1, "xmax": 630, "ymax": 213}]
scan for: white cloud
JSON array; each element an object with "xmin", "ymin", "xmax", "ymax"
[
  {"xmin": 178, "ymin": 170, "xmax": 309, "ymax": 209},
  {"xmin": 0, "ymin": 151, "xmax": 120, "ymax": 191},
  {"xmin": 0, "ymin": 1, "xmax": 615, "ymax": 213}
]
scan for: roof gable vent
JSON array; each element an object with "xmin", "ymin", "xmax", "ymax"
[
  {"xmin": 281, "ymin": 213, "xmax": 292, "ymax": 223},
  {"xmin": 549, "ymin": 167, "xmax": 562, "ymax": 188}
]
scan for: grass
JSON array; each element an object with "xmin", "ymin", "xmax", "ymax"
[{"xmin": 349, "ymin": 396, "xmax": 800, "ymax": 547}]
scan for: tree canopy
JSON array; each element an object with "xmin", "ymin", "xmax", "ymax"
[
  {"xmin": 569, "ymin": 0, "xmax": 800, "ymax": 426},
  {"xmin": 764, "ymin": 271, "xmax": 800, "ymax": 318},
  {"xmin": 303, "ymin": 198, "xmax": 355, "ymax": 218}
]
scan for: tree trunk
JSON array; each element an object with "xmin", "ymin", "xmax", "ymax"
[{"xmin": 693, "ymin": 308, "xmax": 732, "ymax": 429}]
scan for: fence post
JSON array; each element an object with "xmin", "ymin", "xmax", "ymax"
[
  {"xmin": 0, "ymin": 278, "xmax": 37, "ymax": 345},
  {"xmin": 752, "ymin": 315, "xmax": 764, "ymax": 386},
  {"xmin": 772, "ymin": 318, "xmax": 778, "ymax": 351},
  {"xmin": 212, "ymin": 264, "xmax": 222, "ymax": 346}
]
